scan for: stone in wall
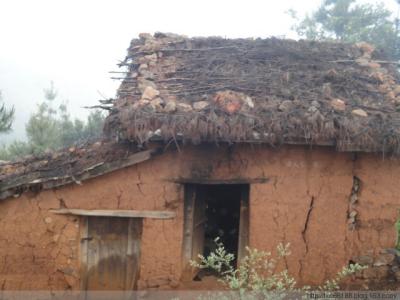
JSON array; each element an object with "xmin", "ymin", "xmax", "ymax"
[{"xmin": 352, "ymin": 248, "xmax": 400, "ymax": 287}]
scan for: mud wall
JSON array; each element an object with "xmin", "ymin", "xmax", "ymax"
[{"xmin": 0, "ymin": 144, "xmax": 399, "ymax": 290}]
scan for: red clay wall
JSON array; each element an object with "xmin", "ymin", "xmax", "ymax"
[{"xmin": 0, "ymin": 145, "xmax": 398, "ymax": 290}]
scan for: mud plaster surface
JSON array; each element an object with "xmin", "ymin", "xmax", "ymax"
[{"xmin": 0, "ymin": 145, "xmax": 399, "ymax": 290}]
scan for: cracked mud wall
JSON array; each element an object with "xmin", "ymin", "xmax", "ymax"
[
  {"xmin": 0, "ymin": 192, "xmax": 80, "ymax": 289},
  {"xmin": 0, "ymin": 144, "xmax": 399, "ymax": 289},
  {"xmin": 346, "ymin": 154, "xmax": 400, "ymax": 267},
  {"xmin": 0, "ymin": 154, "xmax": 184, "ymax": 290},
  {"xmin": 249, "ymin": 147, "xmax": 354, "ymax": 285}
]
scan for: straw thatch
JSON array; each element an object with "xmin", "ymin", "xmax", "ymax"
[
  {"xmin": 0, "ymin": 141, "xmax": 160, "ymax": 200},
  {"xmin": 104, "ymin": 33, "xmax": 400, "ymax": 154}
]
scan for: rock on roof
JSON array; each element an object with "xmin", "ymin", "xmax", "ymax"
[{"xmin": 104, "ymin": 33, "xmax": 400, "ymax": 154}]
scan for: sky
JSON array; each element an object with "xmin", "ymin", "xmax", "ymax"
[{"xmin": 0, "ymin": 0, "xmax": 398, "ymax": 143}]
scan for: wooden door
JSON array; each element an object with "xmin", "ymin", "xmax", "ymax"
[
  {"xmin": 81, "ymin": 217, "xmax": 142, "ymax": 290},
  {"xmin": 192, "ymin": 188, "xmax": 206, "ymax": 263},
  {"xmin": 182, "ymin": 185, "xmax": 206, "ymax": 280}
]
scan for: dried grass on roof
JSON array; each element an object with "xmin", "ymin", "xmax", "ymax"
[{"xmin": 105, "ymin": 33, "xmax": 400, "ymax": 154}]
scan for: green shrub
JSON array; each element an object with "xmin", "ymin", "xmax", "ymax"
[{"xmin": 191, "ymin": 238, "xmax": 366, "ymax": 297}]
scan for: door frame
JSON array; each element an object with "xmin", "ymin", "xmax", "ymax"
[{"xmin": 181, "ymin": 183, "xmax": 250, "ymax": 281}]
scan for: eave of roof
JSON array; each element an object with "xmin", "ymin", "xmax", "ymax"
[{"xmin": 0, "ymin": 141, "xmax": 161, "ymax": 201}]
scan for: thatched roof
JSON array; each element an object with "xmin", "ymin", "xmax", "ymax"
[
  {"xmin": 0, "ymin": 141, "xmax": 159, "ymax": 200},
  {"xmin": 3, "ymin": 33, "xmax": 400, "ymax": 201},
  {"xmin": 104, "ymin": 33, "xmax": 400, "ymax": 154}
]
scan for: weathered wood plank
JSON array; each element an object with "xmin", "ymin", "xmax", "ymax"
[
  {"xmin": 149, "ymin": 135, "xmax": 337, "ymax": 147},
  {"xmin": 50, "ymin": 208, "xmax": 176, "ymax": 219},
  {"xmin": 174, "ymin": 178, "xmax": 269, "ymax": 184},
  {"xmin": 85, "ymin": 217, "xmax": 130, "ymax": 290},
  {"xmin": 181, "ymin": 184, "xmax": 196, "ymax": 281},
  {"xmin": 79, "ymin": 217, "xmax": 89, "ymax": 291},
  {"xmin": 237, "ymin": 186, "xmax": 250, "ymax": 264},
  {"xmin": 125, "ymin": 218, "xmax": 142, "ymax": 291},
  {"xmin": 191, "ymin": 188, "xmax": 206, "ymax": 270}
]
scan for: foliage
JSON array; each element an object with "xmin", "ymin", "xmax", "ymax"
[
  {"xmin": 289, "ymin": 0, "xmax": 400, "ymax": 59},
  {"xmin": 0, "ymin": 83, "xmax": 105, "ymax": 160},
  {"xmin": 0, "ymin": 91, "xmax": 15, "ymax": 133},
  {"xmin": 82, "ymin": 109, "xmax": 105, "ymax": 140},
  {"xmin": 0, "ymin": 141, "xmax": 33, "ymax": 161},
  {"xmin": 25, "ymin": 83, "xmax": 61, "ymax": 154},
  {"xmin": 191, "ymin": 238, "xmax": 366, "ymax": 298}
]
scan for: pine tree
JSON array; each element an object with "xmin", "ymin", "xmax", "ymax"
[
  {"xmin": 0, "ymin": 82, "xmax": 105, "ymax": 160},
  {"xmin": 0, "ymin": 91, "xmax": 14, "ymax": 133}
]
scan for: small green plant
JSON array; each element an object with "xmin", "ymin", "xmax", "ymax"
[{"xmin": 191, "ymin": 238, "xmax": 366, "ymax": 298}]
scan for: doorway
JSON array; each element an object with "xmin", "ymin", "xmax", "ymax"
[
  {"xmin": 201, "ymin": 185, "xmax": 242, "ymax": 259},
  {"xmin": 80, "ymin": 217, "xmax": 142, "ymax": 290},
  {"xmin": 182, "ymin": 183, "xmax": 249, "ymax": 280}
]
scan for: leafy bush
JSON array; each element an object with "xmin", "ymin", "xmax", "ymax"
[{"xmin": 191, "ymin": 238, "xmax": 365, "ymax": 297}]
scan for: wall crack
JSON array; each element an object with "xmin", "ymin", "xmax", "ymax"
[
  {"xmin": 302, "ymin": 196, "xmax": 315, "ymax": 254},
  {"xmin": 347, "ymin": 176, "xmax": 361, "ymax": 231},
  {"xmin": 299, "ymin": 195, "xmax": 315, "ymax": 280}
]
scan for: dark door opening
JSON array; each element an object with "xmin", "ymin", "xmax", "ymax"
[
  {"xmin": 182, "ymin": 183, "xmax": 249, "ymax": 281},
  {"xmin": 200, "ymin": 185, "xmax": 242, "ymax": 260}
]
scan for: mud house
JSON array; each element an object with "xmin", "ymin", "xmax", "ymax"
[{"xmin": 1, "ymin": 33, "xmax": 400, "ymax": 291}]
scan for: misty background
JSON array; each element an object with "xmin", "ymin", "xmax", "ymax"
[{"xmin": 0, "ymin": 0, "xmax": 398, "ymax": 144}]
